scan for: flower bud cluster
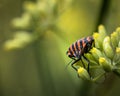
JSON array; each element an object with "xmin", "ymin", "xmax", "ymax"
[
  {"xmin": 77, "ymin": 25, "xmax": 120, "ymax": 82},
  {"xmin": 4, "ymin": 0, "xmax": 72, "ymax": 50}
]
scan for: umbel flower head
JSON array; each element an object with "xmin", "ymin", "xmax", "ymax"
[{"xmin": 77, "ymin": 25, "xmax": 120, "ymax": 82}]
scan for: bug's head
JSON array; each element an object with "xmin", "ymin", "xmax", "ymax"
[
  {"xmin": 88, "ymin": 36, "xmax": 95, "ymax": 47},
  {"xmin": 85, "ymin": 36, "xmax": 95, "ymax": 53}
]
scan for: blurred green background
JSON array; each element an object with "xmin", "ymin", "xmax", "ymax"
[{"xmin": 0, "ymin": 0, "xmax": 120, "ymax": 96}]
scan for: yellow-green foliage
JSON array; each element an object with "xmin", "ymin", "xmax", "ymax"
[{"xmin": 3, "ymin": 0, "xmax": 72, "ymax": 51}]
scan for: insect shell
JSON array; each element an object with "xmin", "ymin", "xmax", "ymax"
[{"xmin": 66, "ymin": 36, "xmax": 95, "ymax": 71}]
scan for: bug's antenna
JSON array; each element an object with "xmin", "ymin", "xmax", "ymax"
[{"xmin": 65, "ymin": 59, "xmax": 74, "ymax": 69}]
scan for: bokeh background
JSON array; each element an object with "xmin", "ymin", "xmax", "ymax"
[{"xmin": 0, "ymin": 0, "xmax": 120, "ymax": 96}]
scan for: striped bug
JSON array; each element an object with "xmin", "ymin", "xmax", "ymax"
[{"xmin": 66, "ymin": 36, "xmax": 95, "ymax": 73}]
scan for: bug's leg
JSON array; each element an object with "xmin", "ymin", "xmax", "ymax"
[
  {"xmin": 80, "ymin": 59, "xmax": 85, "ymax": 68},
  {"xmin": 71, "ymin": 58, "xmax": 81, "ymax": 71},
  {"xmin": 83, "ymin": 55, "xmax": 90, "ymax": 74},
  {"xmin": 65, "ymin": 56, "xmax": 76, "ymax": 69},
  {"xmin": 65, "ymin": 59, "xmax": 73, "ymax": 69},
  {"xmin": 71, "ymin": 57, "xmax": 76, "ymax": 60}
]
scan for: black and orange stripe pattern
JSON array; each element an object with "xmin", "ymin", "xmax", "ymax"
[{"xmin": 66, "ymin": 36, "xmax": 94, "ymax": 72}]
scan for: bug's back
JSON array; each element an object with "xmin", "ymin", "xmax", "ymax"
[{"xmin": 66, "ymin": 36, "xmax": 94, "ymax": 59}]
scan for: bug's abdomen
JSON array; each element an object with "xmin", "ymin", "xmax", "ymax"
[{"xmin": 67, "ymin": 39, "xmax": 84, "ymax": 58}]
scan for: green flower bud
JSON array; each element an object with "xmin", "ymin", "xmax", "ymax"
[
  {"xmin": 77, "ymin": 67, "xmax": 90, "ymax": 80},
  {"xmin": 93, "ymin": 33, "xmax": 101, "ymax": 48},
  {"xmin": 36, "ymin": 1, "xmax": 48, "ymax": 13},
  {"xmin": 23, "ymin": 1, "xmax": 37, "ymax": 14},
  {"xmin": 98, "ymin": 25, "xmax": 107, "ymax": 38},
  {"xmin": 99, "ymin": 57, "xmax": 112, "ymax": 72},
  {"xmin": 116, "ymin": 47, "xmax": 120, "ymax": 53},
  {"xmin": 103, "ymin": 36, "xmax": 114, "ymax": 59},
  {"xmin": 85, "ymin": 54, "xmax": 98, "ymax": 66},
  {"xmin": 42, "ymin": 0, "xmax": 56, "ymax": 10},
  {"xmin": 111, "ymin": 31, "xmax": 119, "ymax": 48},
  {"xmin": 93, "ymin": 25, "xmax": 107, "ymax": 49},
  {"xmin": 12, "ymin": 13, "xmax": 31, "ymax": 29},
  {"xmin": 23, "ymin": 1, "xmax": 48, "ymax": 18},
  {"xmin": 90, "ymin": 47, "xmax": 103, "ymax": 61},
  {"xmin": 113, "ymin": 47, "xmax": 120, "ymax": 64},
  {"xmin": 116, "ymin": 27, "xmax": 120, "ymax": 40},
  {"xmin": 4, "ymin": 31, "xmax": 33, "ymax": 51}
]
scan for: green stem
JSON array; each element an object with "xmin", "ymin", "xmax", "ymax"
[{"xmin": 32, "ymin": 39, "xmax": 56, "ymax": 96}]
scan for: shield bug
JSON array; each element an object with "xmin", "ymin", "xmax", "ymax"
[{"xmin": 66, "ymin": 36, "xmax": 95, "ymax": 73}]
